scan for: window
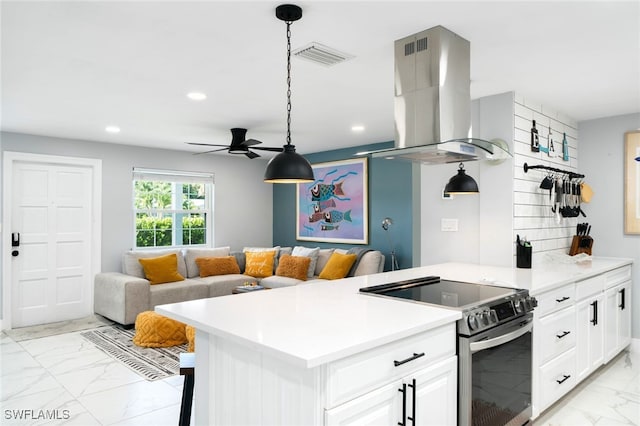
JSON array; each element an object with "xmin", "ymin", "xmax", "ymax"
[{"xmin": 132, "ymin": 168, "xmax": 214, "ymax": 249}]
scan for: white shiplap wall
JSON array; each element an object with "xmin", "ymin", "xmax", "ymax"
[{"xmin": 513, "ymin": 94, "xmax": 580, "ymax": 263}]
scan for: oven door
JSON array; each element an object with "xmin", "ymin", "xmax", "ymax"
[{"xmin": 459, "ymin": 314, "xmax": 533, "ymax": 426}]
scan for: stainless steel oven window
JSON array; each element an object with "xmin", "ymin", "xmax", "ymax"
[{"xmin": 459, "ymin": 314, "xmax": 533, "ymax": 426}]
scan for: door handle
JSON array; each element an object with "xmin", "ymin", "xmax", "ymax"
[
  {"xmin": 590, "ymin": 300, "xmax": 598, "ymax": 325},
  {"xmin": 556, "ymin": 330, "xmax": 571, "ymax": 339},
  {"xmin": 619, "ymin": 288, "xmax": 625, "ymax": 310},
  {"xmin": 408, "ymin": 378, "xmax": 416, "ymax": 425},
  {"xmin": 394, "ymin": 352, "xmax": 425, "ymax": 367},
  {"xmin": 398, "ymin": 383, "xmax": 407, "ymax": 426}
]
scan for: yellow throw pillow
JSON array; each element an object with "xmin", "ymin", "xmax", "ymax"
[
  {"xmin": 244, "ymin": 250, "xmax": 276, "ymax": 278},
  {"xmin": 275, "ymin": 255, "xmax": 311, "ymax": 281},
  {"xmin": 318, "ymin": 252, "xmax": 357, "ymax": 280},
  {"xmin": 195, "ymin": 256, "xmax": 240, "ymax": 277},
  {"xmin": 138, "ymin": 253, "xmax": 185, "ymax": 285}
]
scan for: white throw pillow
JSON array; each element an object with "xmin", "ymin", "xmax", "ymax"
[
  {"xmin": 184, "ymin": 246, "xmax": 231, "ymax": 278},
  {"xmin": 291, "ymin": 246, "xmax": 321, "ymax": 278},
  {"xmin": 314, "ymin": 248, "xmax": 335, "ymax": 276}
]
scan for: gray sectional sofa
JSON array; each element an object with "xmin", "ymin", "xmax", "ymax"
[{"xmin": 94, "ymin": 246, "xmax": 385, "ymax": 326}]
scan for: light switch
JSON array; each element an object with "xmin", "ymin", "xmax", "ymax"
[{"xmin": 441, "ymin": 218, "xmax": 458, "ymax": 232}]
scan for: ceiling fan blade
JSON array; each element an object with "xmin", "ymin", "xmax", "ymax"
[
  {"xmin": 252, "ymin": 146, "xmax": 284, "ymax": 152},
  {"xmin": 243, "ymin": 138, "xmax": 262, "ymax": 146},
  {"xmin": 186, "ymin": 142, "xmax": 230, "ymax": 148},
  {"xmin": 193, "ymin": 147, "xmax": 228, "ymax": 155},
  {"xmin": 245, "ymin": 151, "xmax": 260, "ymax": 159}
]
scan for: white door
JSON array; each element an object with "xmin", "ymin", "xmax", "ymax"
[
  {"xmin": 11, "ymin": 161, "xmax": 94, "ymax": 327},
  {"xmin": 413, "ymin": 356, "xmax": 457, "ymax": 426},
  {"xmin": 325, "ymin": 380, "xmax": 400, "ymax": 425}
]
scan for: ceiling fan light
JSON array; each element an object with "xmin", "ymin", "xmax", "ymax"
[
  {"xmin": 264, "ymin": 144, "xmax": 314, "ymax": 183},
  {"xmin": 444, "ymin": 163, "xmax": 479, "ymax": 194}
]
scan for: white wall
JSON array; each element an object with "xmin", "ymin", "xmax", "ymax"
[
  {"xmin": 578, "ymin": 113, "xmax": 640, "ymax": 339},
  {"xmin": 512, "ymin": 94, "xmax": 580, "ymax": 264},
  {"xmin": 0, "ymin": 131, "xmax": 273, "ymax": 276}
]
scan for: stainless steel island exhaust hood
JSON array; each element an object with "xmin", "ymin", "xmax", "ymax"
[{"xmin": 359, "ymin": 26, "xmax": 510, "ymax": 164}]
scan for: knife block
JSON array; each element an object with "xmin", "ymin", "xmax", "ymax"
[{"xmin": 569, "ymin": 235, "xmax": 593, "ymax": 256}]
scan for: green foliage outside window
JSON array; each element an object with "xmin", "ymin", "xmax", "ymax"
[{"xmin": 134, "ymin": 180, "xmax": 208, "ymax": 248}]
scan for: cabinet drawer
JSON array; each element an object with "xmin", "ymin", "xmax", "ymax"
[
  {"xmin": 576, "ymin": 274, "xmax": 605, "ymax": 300},
  {"xmin": 536, "ymin": 284, "xmax": 576, "ymax": 316},
  {"xmin": 605, "ymin": 266, "xmax": 631, "ymax": 289},
  {"xmin": 536, "ymin": 306, "xmax": 576, "ymax": 365},
  {"xmin": 538, "ymin": 348, "xmax": 576, "ymax": 412},
  {"xmin": 325, "ymin": 323, "xmax": 455, "ymax": 409}
]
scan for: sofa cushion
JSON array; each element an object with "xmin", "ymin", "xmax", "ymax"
[
  {"xmin": 184, "ymin": 246, "xmax": 231, "ymax": 278},
  {"xmin": 138, "ymin": 253, "xmax": 185, "ymax": 285},
  {"xmin": 275, "ymin": 255, "xmax": 311, "ymax": 281},
  {"xmin": 291, "ymin": 246, "xmax": 320, "ymax": 278},
  {"xmin": 260, "ymin": 275, "xmax": 305, "ymax": 289},
  {"xmin": 123, "ymin": 249, "xmax": 187, "ymax": 279},
  {"xmin": 196, "ymin": 274, "xmax": 256, "ymax": 297},
  {"xmin": 244, "ymin": 250, "xmax": 276, "ymax": 278},
  {"xmin": 149, "ymin": 279, "xmax": 209, "ymax": 308},
  {"xmin": 243, "ymin": 246, "xmax": 281, "ymax": 272},
  {"xmin": 319, "ymin": 252, "xmax": 357, "ymax": 280},
  {"xmin": 353, "ymin": 251, "xmax": 384, "ymax": 276},
  {"xmin": 195, "ymin": 256, "xmax": 240, "ymax": 277},
  {"xmin": 315, "ymin": 248, "xmax": 335, "ymax": 275}
]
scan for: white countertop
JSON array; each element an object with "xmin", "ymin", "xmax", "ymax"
[
  {"xmin": 156, "ymin": 256, "xmax": 631, "ymax": 369},
  {"xmin": 156, "ymin": 274, "xmax": 461, "ymax": 369}
]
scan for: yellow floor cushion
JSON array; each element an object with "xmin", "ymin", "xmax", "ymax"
[
  {"xmin": 133, "ymin": 311, "xmax": 187, "ymax": 348},
  {"xmin": 186, "ymin": 325, "xmax": 196, "ymax": 352}
]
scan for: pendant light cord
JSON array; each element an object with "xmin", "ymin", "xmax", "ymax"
[{"xmin": 286, "ymin": 21, "xmax": 292, "ymax": 147}]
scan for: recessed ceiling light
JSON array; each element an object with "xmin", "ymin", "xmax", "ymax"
[
  {"xmin": 105, "ymin": 125, "xmax": 120, "ymax": 134},
  {"xmin": 351, "ymin": 125, "xmax": 365, "ymax": 132},
  {"xmin": 187, "ymin": 92, "xmax": 207, "ymax": 101}
]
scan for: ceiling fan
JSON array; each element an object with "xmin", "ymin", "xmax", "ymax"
[{"xmin": 187, "ymin": 128, "xmax": 283, "ymax": 159}]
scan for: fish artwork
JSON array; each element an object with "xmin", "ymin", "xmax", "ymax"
[
  {"xmin": 313, "ymin": 199, "xmax": 337, "ymax": 212},
  {"xmin": 310, "ymin": 182, "xmax": 347, "ymax": 201},
  {"xmin": 308, "ymin": 212, "xmax": 325, "ymax": 223},
  {"xmin": 323, "ymin": 210, "xmax": 352, "ymax": 223},
  {"xmin": 321, "ymin": 224, "xmax": 340, "ymax": 231}
]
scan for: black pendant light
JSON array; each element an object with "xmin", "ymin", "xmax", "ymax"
[
  {"xmin": 444, "ymin": 163, "xmax": 479, "ymax": 194},
  {"xmin": 264, "ymin": 4, "xmax": 315, "ymax": 183}
]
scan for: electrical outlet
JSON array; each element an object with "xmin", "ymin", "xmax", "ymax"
[{"xmin": 441, "ymin": 218, "xmax": 458, "ymax": 232}]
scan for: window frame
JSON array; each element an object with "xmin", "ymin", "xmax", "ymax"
[{"xmin": 132, "ymin": 168, "xmax": 214, "ymax": 250}]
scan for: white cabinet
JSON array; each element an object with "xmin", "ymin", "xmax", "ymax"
[
  {"xmin": 604, "ymin": 280, "xmax": 631, "ymax": 362},
  {"xmin": 576, "ymin": 293, "xmax": 604, "ymax": 382},
  {"xmin": 532, "ymin": 282, "xmax": 576, "ymax": 417},
  {"xmin": 325, "ymin": 357, "xmax": 457, "ymax": 426},
  {"xmin": 198, "ymin": 323, "xmax": 458, "ymax": 425}
]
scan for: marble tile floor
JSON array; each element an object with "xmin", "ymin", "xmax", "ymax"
[
  {"xmin": 1, "ymin": 327, "xmax": 637, "ymax": 426},
  {"xmin": 1, "ymin": 330, "xmax": 189, "ymax": 425},
  {"xmin": 534, "ymin": 349, "xmax": 640, "ymax": 426}
]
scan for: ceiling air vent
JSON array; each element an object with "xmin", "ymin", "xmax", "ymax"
[{"xmin": 293, "ymin": 42, "xmax": 354, "ymax": 66}]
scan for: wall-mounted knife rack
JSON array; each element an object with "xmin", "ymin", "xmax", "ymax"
[{"xmin": 523, "ymin": 162, "xmax": 585, "ymax": 180}]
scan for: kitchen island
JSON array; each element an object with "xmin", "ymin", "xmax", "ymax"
[{"xmin": 157, "ymin": 257, "xmax": 632, "ymax": 424}]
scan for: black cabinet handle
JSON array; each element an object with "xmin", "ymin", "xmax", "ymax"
[
  {"xmin": 590, "ymin": 300, "xmax": 598, "ymax": 325},
  {"xmin": 398, "ymin": 383, "xmax": 407, "ymax": 426},
  {"xmin": 619, "ymin": 288, "xmax": 625, "ymax": 310},
  {"xmin": 394, "ymin": 352, "xmax": 425, "ymax": 367},
  {"xmin": 556, "ymin": 374, "xmax": 571, "ymax": 385},
  {"xmin": 555, "ymin": 296, "xmax": 570, "ymax": 303},
  {"xmin": 556, "ymin": 331, "xmax": 571, "ymax": 339},
  {"xmin": 408, "ymin": 379, "xmax": 416, "ymax": 425}
]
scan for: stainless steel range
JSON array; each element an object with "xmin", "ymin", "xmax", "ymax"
[{"xmin": 360, "ymin": 276, "xmax": 537, "ymax": 426}]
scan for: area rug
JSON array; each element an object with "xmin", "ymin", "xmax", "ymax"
[
  {"xmin": 80, "ymin": 325, "xmax": 188, "ymax": 381},
  {"xmin": 3, "ymin": 314, "xmax": 114, "ymax": 342}
]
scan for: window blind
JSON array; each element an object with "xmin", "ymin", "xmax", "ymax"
[{"xmin": 132, "ymin": 168, "xmax": 214, "ymax": 184}]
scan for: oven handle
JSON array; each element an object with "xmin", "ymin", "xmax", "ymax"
[{"xmin": 470, "ymin": 319, "xmax": 533, "ymax": 353}]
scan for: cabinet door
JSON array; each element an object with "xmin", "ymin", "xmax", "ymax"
[
  {"xmin": 604, "ymin": 281, "xmax": 631, "ymax": 363},
  {"xmin": 412, "ymin": 356, "xmax": 457, "ymax": 426},
  {"xmin": 576, "ymin": 294, "xmax": 604, "ymax": 382},
  {"xmin": 325, "ymin": 379, "xmax": 400, "ymax": 425},
  {"xmin": 325, "ymin": 356, "xmax": 457, "ymax": 426}
]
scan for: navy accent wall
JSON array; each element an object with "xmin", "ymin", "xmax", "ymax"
[{"xmin": 272, "ymin": 141, "xmax": 413, "ymax": 271}]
